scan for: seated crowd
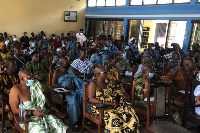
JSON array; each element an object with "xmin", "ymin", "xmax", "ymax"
[{"xmin": 0, "ymin": 30, "xmax": 200, "ymax": 133}]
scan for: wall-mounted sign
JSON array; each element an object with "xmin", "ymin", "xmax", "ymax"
[{"xmin": 64, "ymin": 11, "xmax": 77, "ymax": 22}]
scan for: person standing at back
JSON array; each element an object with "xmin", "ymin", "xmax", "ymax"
[
  {"xmin": 20, "ymin": 32, "xmax": 30, "ymax": 49},
  {"xmin": 76, "ymin": 29, "xmax": 87, "ymax": 47}
]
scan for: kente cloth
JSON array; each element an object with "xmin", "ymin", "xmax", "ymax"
[
  {"xmin": 19, "ymin": 80, "xmax": 68, "ymax": 133},
  {"xmin": 58, "ymin": 69, "xmax": 85, "ymax": 125}
]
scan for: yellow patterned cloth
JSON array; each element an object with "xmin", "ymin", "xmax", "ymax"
[
  {"xmin": 0, "ymin": 50, "xmax": 11, "ymax": 62},
  {"xmin": 0, "ymin": 73, "xmax": 18, "ymax": 120},
  {"xmin": 91, "ymin": 87, "xmax": 139, "ymax": 133},
  {"xmin": 0, "ymin": 42, "xmax": 4, "ymax": 49}
]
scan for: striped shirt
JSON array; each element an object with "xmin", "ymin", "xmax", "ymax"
[{"xmin": 71, "ymin": 58, "xmax": 94, "ymax": 74}]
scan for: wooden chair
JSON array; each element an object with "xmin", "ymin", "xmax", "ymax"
[
  {"xmin": 48, "ymin": 68, "xmax": 53, "ymax": 87},
  {"xmin": 132, "ymin": 65, "xmax": 138, "ymax": 80},
  {"xmin": 182, "ymin": 79, "xmax": 200, "ymax": 127},
  {"xmin": 81, "ymin": 83, "xmax": 105, "ymax": 133},
  {"xmin": 14, "ymin": 114, "xmax": 30, "ymax": 133},
  {"xmin": 131, "ymin": 80, "xmax": 150, "ymax": 116},
  {"xmin": 0, "ymin": 94, "xmax": 13, "ymax": 133},
  {"xmin": 53, "ymin": 90, "xmax": 69, "ymax": 114},
  {"xmin": 162, "ymin": 56, "xmax": 167, "ymax": 76},
  {"xmin": 146, "ymin": 82, "xmax": 190, "ymax": 133}
]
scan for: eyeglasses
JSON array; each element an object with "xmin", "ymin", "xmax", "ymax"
[
  {"xmin": 98, "ymin": 71, "xmax": 107, "ymax": 74},
  {"xmin": 23, "ymin": 75, "xmax": 33, "ymax": 79}
]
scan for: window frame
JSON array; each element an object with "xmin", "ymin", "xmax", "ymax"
[
  {"xmin": 129, "ymin": 0, "xmax": 190, "ymax": 6},
  {"xmin": 87, "ymin": 0, "xmax": 126, "ymax": 7}
]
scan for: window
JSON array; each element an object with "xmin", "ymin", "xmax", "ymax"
[
  {"xmin": 158, "ymin": 0, "xmax": 173, "ymax": 4},
  {"xmin": 116, "ymin": 0, "xmax": 126, "ymax": 6},
  {"xmin": 97, "ymin": 0, "xmax": 105, "ymax": 6},
  {"xmin": 130, "ymin": 0, "xmax": 143, "ymax": 5},
  {"xmin": 174, "ymin": 0, "xmax": 190, "ymax": 3},
  {"xmin": 106, "ymin": 0, "xmax": 115, "ymax": 6},
  {"xmin": 143, "ymin": 0, "xmax": 157, "ymax": 5},
  {"xmin": 88, "ymin": 0, "xmax": 96, "ymax": 7},
  {"xmin": 130, "ymin": 0, "xmax": 190, "ymax": 5}
]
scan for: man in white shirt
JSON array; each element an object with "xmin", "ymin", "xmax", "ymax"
[{"xmin": 76, "ymin": 29, "xmax": 87, "ymax": 47}]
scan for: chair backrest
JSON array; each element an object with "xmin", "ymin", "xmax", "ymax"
[
  {"xmin": 48, "ymin": 68, "xmax": 53, "ymax": 87},
  {"xmin": 162, "ymin": 56, "xmax": 166, "ymax": 76},
  {"xmin": 155, "ymin": 86, "xmax": 166, "ymax": 116},
  {"xmin": 132, "ymin": 65, "xmax": 136, "ymax": 80},
  {"xmin": 146, "ymin": 82, "xmax": 172, "ymax": 128},
  {"xmin": 83, "ymin": 83, "xmax": 89, "ymax": 114},
  {"xmin": 131, "ymin": 80, "xmax": 136, "ymax": 106}
]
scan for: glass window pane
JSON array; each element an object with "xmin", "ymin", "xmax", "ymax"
[
  {"xmin": 143, "ymin": 0, "xmax": 157, "ymax": 5},
  {"xmin": 116, "ymin": 0, "xmax": 126, "ymax": 6},
  {"xmin": 88, "ymin": 0, "xmax": 96, "ymax": 7},
  {"xmin": 106, "ymin": 0, "xmax": 115, "ymax": 6},
  {"xmin": 130, "ymin": 0, "xmax": 143, "ymax": 5},
  {"xmin": 97, "ymin": 0, "xmax": 105, "ymax": 6},
  {"xmin": 158, "ymin": 0, "xmax": 173, "ymax": 4},
  {"xmin": 174, "ymin": 0, "xmax": 190, "ymax": 3}
]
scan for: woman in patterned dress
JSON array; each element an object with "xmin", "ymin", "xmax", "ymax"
[{"xmin": 88, "ymin": 66, "xmax": 139, "ymax": 133}]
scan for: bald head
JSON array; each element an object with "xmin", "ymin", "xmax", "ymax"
[
  {"xmin": 58, "ymin": 57, "xmax": 68, "ymax": 65},
  {"xmin": 18, "ymin": 69, "xmax": 31, "ymax": 80},
  {"xmin": 94, "ymin": 66, "xmax": 106, "ymax": 78},
  {"xmin": 142, "ymin": 63, "xmax": 153, "ymax": 74},
  {"xmin": 58, "ymin": 57, "xmax": 70, "ymax": 70},
  {"xmin": 143, "ymin": 55, "xmax": 153, "ymax": 65}
]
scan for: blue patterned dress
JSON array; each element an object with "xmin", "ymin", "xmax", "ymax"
[{"xmin": 58, "ymin": 69, "xmax": 85, "ymax": 125}]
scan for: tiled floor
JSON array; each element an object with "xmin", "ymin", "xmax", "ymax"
[{"xmin": 3, "ymin": 119, "xmax": 200, "ymax": 133}]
